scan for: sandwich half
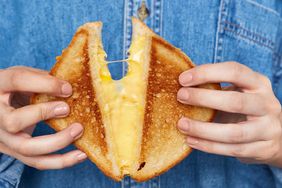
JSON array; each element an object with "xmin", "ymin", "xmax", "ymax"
[{"xmin": 32, "ymin": 18, "xmax": 220, "ymax": 182}]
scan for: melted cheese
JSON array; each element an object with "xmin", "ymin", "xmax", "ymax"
[
  {"xmin": 96, "ymin": 36, "xmax": 148, "ymax": 174},
  {"xmin": 114, "ymin": 36, "xmax": 148, "ymax": 174}
]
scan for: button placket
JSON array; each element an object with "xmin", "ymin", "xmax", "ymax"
[
  {"xmin": 122, "ymin": 0, "xmax": 162, "ymax": 187},
  {"xmin": 137, "ymin": 1, "xmax": 150, "ymax": 21},
  {"xmin": 214, "ymin": 0, "xmax": 229, "ymax": 63}
]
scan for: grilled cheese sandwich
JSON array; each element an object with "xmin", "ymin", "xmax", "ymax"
[{"xmin": 32, "ymin": 18, "xmax": 220, "ymax": 181}]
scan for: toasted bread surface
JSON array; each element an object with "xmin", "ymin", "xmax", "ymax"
[
  {"xmin": 130, "ymin": 18, "xmax": 219, "ymax": 181},
  {"xmin": 32, "ymin": 18, "xmax": 220, "ymax": 182},
  {"xmin": 32, "ymin": 23, "xmax": 122, "ymax": 181}
]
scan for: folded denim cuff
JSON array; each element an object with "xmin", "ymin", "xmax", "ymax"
[{"xmin": 0, "ymin": 154, "xmax": 24, "ymax": 188}]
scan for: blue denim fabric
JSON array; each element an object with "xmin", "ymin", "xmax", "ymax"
[{"xmin": 0, "ymin": 0, "xmax": 282, "ymax": 187}]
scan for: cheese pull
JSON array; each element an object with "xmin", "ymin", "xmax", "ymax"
[{"xmin": 32, "ymin": 18, "xmax": 220, "ymax": 182}]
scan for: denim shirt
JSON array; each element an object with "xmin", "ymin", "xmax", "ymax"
[{"xmin": 0, "ymin": 0, "xmax": 282, "ymax": 188}]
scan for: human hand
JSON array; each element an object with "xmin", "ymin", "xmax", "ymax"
[
  {"xmin": 0, "ymin": 66, "xmax": 87, "ymax": 170},
  {"xmin": 177, "ymin": 62, "xmax": 282, "ymax": 166}
]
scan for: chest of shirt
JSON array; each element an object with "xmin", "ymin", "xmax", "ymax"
[{"xmin": 0, "ymin": 1, "xmax": 281, "ymax": 80}]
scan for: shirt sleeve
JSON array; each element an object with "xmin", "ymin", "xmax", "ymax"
[{"xmin": 0, "ymin": 154, "xmax": 24, "ymax": 188}]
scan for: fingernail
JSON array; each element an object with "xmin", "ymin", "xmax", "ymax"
[
  {"xmin": 179, "ymin": 72, "xmax": 192, "ymax": 86},
  {"xmin": 177, "ymin": 89, "xmax": 189, "ymax": 101},
  {"xmin": 76, "ymin": 151, "xmax": 87, "ymax": 161},
  {"xmin": 53, "ymin": 103, "xmax": 69, "ymax": 116},
  {"xmin": 61, "ymin": 82, "xmax": 72, "ymax": 96},
  {"xmin": 178, "ymin": 118, "xmax": 189, "ymax": 132},
  {"xmin": 70, "ymin": 123, "xmax": 83, "ymax": 139},
  {"xmin": 186, "ymin": 137, "xmax": 199, "ymax": 145}
]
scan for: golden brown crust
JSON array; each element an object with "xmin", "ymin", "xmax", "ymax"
[
  {"xmin": 131, "ymin": 19, "xmax": 220, "ymax": 182},
  {"xmin": 31, "ymin": 18, "xmax": 220, "ymax": 182},
  {"xmin": 31, "ymin": 25, "xmax": 122, "ymax": 181},
  {"xmin": 52, "ymin": 30, "xmax": 108, "ymax": 155},
  {"xmin": 133, "ymin": 150, "xmax": 193, "ymax": 182}
]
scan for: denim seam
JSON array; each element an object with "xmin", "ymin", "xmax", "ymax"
[
  {"xmin": 213, "ymin": 0, "xmax": 228, "ymax": 63},
  {"xmin": 122, "ymin": 0, "xmax": 132, "ymax": 79},
  {"xmin": 222, "ymin": 27, "xmax": 275, "ymax": 52},
  {"xmin": 122, "ymin": 1, "xmax": 162, "ymax": 187},
  {"xmin": 224, "ymin": 20, "xmax": 275, "ymax": 47},
  {"xmin": 246, "ymin": 0, "xmax": 281, "ymax": 17},
  {"xmin": 123, "ymin": 0, "xmax": 129, "ymax": 60},
  {"xmin": 149, "ymin": 0, "xmax": 154, "ymax": 29},
  {"xmin": 160, "ymin": 0, "xmax": 163, "ymax": 37},
  {"xmin": 152, "ymin": 0, "xmax": 161, "ymax": 36},
  {"xmin": 222, "ymin": 21, "xmax": 275, "ymax": 51}
]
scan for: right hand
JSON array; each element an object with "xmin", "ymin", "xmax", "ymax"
[{"xmin": 0, "ymin": 66, "xmax": 87, "ymax": 170}]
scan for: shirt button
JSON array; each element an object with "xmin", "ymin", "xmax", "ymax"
[{"xmin": 137, "ymin": 1, "xmax": 150, "ymax": 21}]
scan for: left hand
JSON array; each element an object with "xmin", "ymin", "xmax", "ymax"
[{"xmin": 177, "ymin": 61, "xmax": 282, "ymax": 166}]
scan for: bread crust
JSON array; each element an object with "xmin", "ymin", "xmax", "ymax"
[
  {"xmin": 130, "ymin": 18, "xmax": 220, "ymax": 182},
  {"xmin": 31, "ymin": 23, "xmax": 122, "ymax": 181},
  {"xmin": 31, "ymin": 18, "xmax": 220, "ymax": 182}
]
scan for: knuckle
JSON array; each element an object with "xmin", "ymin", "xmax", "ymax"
[
  {"xmin": 187, "ymin": 120, "xmax": 197, "ymax": 134},
  {"xmin": 186, "ymin": 89, "xmax": 196, "ymax": 102},
  {"xmin": 59, "ymin": 158, "xmax": 69, "ymax": 169},
  {"xmin": 275, "ymin": 103, "xmax": 282, "ymax": 114},
  {"xmin": 261, "ymin": 142, "xmax": 279, "ymax": 161},
  {"xmin": 33, "ymin": 160, "xmax": 47, "ymax": 170},
  {"xmin": 49, "ymin": 78, "xmax": 62, "ymax": 94},
  {"xmin": 269, "ymin": 100, "xmax": 282, "ymax": 115},
  {"xmin": 194, "ymin": 65, "xmax": 208, "ymax": 83},
  {"xmin": 230, "ymin": 92, "xmax": 244, "ymax": 112},
  {"xmin": 2, "ymin": 115, "xmax": 20, "ymax": 133},
  {"xmin": 270, "ymin": 143, "xmax": 280, "ymax": 159},
  {"xmin": 259, "ymin": 75, "xmax": 272, "ymax": 88},
  {"xmin": 230, "ymin": 145, "xmax": 246, "ymax": 157},
  {"xmin": 276, "ymin": 123, "xmax": 282, "ymax": 138},
  {"xmin": 228, "ymin": 62, "xmax": 243, "ymax": 79},
  {"xmin": 17, "ymin": 142, "xmax": 32, "ymax": 156},
  {"xmin": 271, "ymin": 120, "xmax": 282, "ymax": 139},
  {"xmin": 9, "ymin": 69, "xmax": 27, "ymax": 90},
  {"xmin": 38, "ymin": 104, "xmax": 51, "ymax": 120},
  {"xmin": 229, "ymin": 127, "xmax": 245, "ymax": 142}
]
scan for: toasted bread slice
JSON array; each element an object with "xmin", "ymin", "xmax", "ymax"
[
  {"xmin": 31, "ymin": 23, "xmax": 122, "ymax": 180},
  {"xmin": 32, "ymin": 18, "xmax": 220, "ymax": 182},
  {"xmin": 128, "ymin": 18, "xmax": 219, "ymax": 181}
]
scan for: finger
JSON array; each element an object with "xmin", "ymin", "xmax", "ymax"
[
  {"xmin": 0, "ymin": 67, "xmax": 72, "ymax": 96},
  {"xmin": 0, "ymin": 143, "xmax": 87, "ymax": 170},
  {"xmin": 185, "ymin": 136, "xmax": 271, "ymax": 159},
  {"xmin": 177, "ymin": 117, "xmax": 273, "ymax": 143},
  {"xmin": 0, "ymin": 123, "xmax": 83, "ymax": 156},
  {"xmin": 177, "ymin": 87, "xmax": 266, "ymax": 115},
  {"xmin": 23, "ymin": 150, "xmax": 87, "ymax": 170},
  {"xmin": 179, "ymin": 62, "xmax": 269, "ymax": 90},
  {"xmin": 0, "ymin": 101, "xmax": 69, "ymax": 133}
]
